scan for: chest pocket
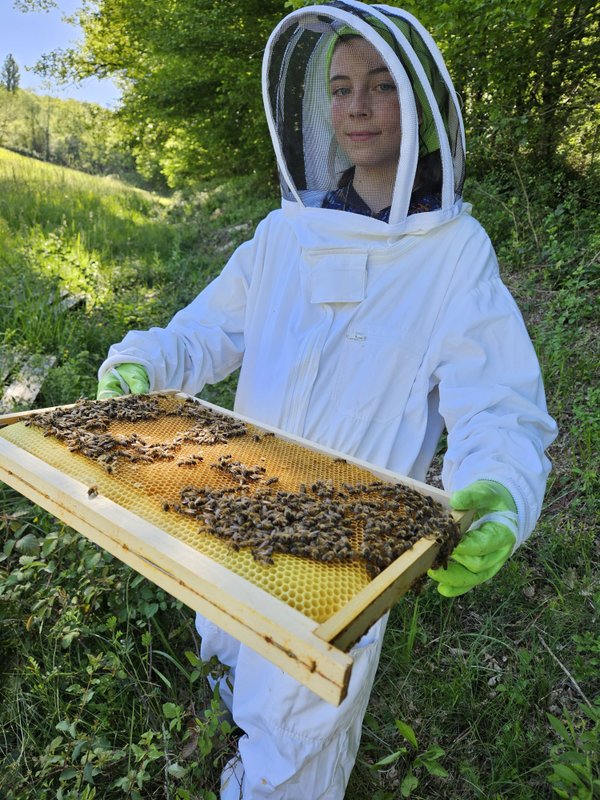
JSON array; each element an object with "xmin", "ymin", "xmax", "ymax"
[{"xmin": 332, "ymin": 325, "xmax": 421, "ymax": 424}]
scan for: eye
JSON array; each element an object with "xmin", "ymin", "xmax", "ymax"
[
  {"xmin": 375, "ymin": 81, "xmax": 397, "ymax": 93},
  {"xmin": 331, "ymin": 86, "xmax": 351, "ymax": 98}
]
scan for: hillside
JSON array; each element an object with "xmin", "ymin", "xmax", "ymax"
[{"xmin": 0, "ymin": 88, "xmax": 140, "ymax": 182}]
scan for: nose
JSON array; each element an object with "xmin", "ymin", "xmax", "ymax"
[{"xmin": 349, "ymin": 89, "xmax": 370, "ymax": 117}]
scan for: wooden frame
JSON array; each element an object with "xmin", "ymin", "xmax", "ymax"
[{"xmin": 0, "ymin": 395, "xmax": 466, "ymax": 705}]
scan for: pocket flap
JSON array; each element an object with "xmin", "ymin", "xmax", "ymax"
[{"xmin": 307, "ymin": 251, "xmax": 368, "ymax": 304}]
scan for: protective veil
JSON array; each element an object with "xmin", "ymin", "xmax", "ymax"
[
  {"xmin": 263, "ymin": 0, "xmax": 465, "ymax": 227},
  {"xmin": 99, "ymin": 4, "xmax": 557, "ymax": 797}
]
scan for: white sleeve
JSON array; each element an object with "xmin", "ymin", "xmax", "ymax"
[
  {"xmin": 98, "ymin": 223, "xmax": 265, "ymax": 396},
  {"xmin": 431, "ymin": 237, "xmax": 557, "ymax": 547}
]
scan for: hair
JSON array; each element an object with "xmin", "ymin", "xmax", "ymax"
[{"xmin": 330, "ymin": 32, "xmax": 443, "ymax": 195}]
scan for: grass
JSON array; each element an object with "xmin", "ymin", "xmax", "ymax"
[{"xmin": 0, "ymin": 147, "xmax": 598, "ymax": 799}]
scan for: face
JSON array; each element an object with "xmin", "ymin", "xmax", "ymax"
[{"xmin": 329, "ymin": 37, "xmax": 401, "ymax": 173}]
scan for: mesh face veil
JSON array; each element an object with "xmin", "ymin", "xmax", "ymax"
[{"xmin": 262, "ymin": 1, "xmax": 466, "ymax": 226}]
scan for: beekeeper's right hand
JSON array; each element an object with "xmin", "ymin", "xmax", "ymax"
[{"xmin": 97, "ymin": 364, "xmax": 150, "ymax": 400}]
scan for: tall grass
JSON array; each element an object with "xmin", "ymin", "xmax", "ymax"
[{"xmin": 0, "ymin": 149, "xmax": 598, "ymax": 799}]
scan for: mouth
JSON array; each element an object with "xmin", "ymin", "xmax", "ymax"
[{"xmin": 346, "ymin": 131, "xmax": 379, "ymax": 142}]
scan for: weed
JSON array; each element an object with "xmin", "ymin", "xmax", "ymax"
[
  {"xmin": 544, "ymin": 702, "xmax": 600, "ymax": 799},
  {"xmin": 367, "ymin": 718, "xmax": 448, "ymax": 798}
]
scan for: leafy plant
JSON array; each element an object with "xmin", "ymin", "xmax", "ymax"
[
  {"xmin": 546, "ymin": 702, "xmax": 600, "ymax": 799},
  {"xmin": 369, "ymin": 719, "xmax": 448, "ymax": 798}
]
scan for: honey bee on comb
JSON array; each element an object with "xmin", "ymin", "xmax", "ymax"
[
  {"xmin": 176, "ymin": 454, "xmax": 204, "ymax": 467},
  {"xmin": 173, "ymin": 397, "xmax": 248, "ymax": 441},
  {"xmin": 211, "ymin": 454, "xmax": 267, "ymax": 485}
]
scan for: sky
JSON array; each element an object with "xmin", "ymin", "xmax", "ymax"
[{"xmin": 0, "ymin": 0, "xmax": 120, "ymax": 108}]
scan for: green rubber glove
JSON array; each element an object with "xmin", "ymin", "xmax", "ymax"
[
  {"xmin": 428, "ymin": 480, "xmax": 518, "ymax": 597},
  {"xmin": 97, "ymin": 363, "xmax": 150, "ymax": 400}
]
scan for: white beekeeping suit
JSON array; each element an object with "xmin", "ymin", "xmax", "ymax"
[{"xmin": 98, "ymin": 3, "xmax": 557, "ymax": 797}]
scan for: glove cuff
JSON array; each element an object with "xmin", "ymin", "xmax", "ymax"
[
  {"xmin": 109, "ymin": 367, "xmax": 131, "ymax": 395},
  {"xmin": 467, "ymin": 511, "xmax": 518, "ymax": 551},
  {"xmin": 482, "ymin": 480, "xmax": 517, "ymax": 514}
]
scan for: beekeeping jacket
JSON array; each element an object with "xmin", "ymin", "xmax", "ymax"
[{"xmin": 99, "ymin": 3, "xmax": 557, "ymax": 797}]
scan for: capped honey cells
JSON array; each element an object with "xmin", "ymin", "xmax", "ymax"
[{"xmin": 2, "ymin": 393, "xmax": 461, "ymax": 621}]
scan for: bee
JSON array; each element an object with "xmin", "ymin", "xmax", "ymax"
[
  {"xmin": 87, "ymin": 485, "xmax": 99, "ymax": 498},
  {"xmin": 176, "ymin": 454, "xmax": 204, "ymax": 467}
]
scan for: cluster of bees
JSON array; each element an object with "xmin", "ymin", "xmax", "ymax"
[
  {"xmin": 25, "ymin": 393, "xmax": 460, "ymax": 577},
  {"xmin": 211, "ymin": 453, "xmax": 273, "ymax": 486},
  {"xmin": 169, "ymin": 479, "xmax": 460, "ymax": 576},
  {"xmin": 25, "ymin": 394, "xmax": 247, "ymax": 473},
  {"xmin": 170, "ymin": 482, "xmax": 356, "ymax": 566},
  {"xmin": 25, "ymin": 393, "xmax": 164, "ymax": 434},
  {"xmin": 347, "ymin": 482, "xmax": 460, "ymax": 575},
  {"xmin": 172, "ymin": 398, "xmax": 247, "ymax": 444}
]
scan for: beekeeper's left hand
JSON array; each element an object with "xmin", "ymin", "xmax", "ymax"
[{"xmin": 428, "ymin": 480, "xmax": 518, "ymax": 597}]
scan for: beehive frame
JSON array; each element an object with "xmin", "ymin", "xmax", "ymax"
[{"xmin": 0, "ymin": 393, "xmax": 466, "ymax": 705}]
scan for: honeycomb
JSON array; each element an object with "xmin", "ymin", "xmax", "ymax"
[{"xmin": 0, "ymin": 393, "xmax": 458, "ymax": 622}]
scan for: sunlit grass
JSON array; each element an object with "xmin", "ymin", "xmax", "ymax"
[
  {"xmin": 0, "ymin": 149, "xmax": 186, "ymax": 404},
  {"xmin": 0, "ymin": 148, "xmax": 170, "ymax": 252}
]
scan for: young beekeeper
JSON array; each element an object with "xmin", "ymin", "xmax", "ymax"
[{"xmin": 97, "ymin": 2, "xmax": 557, "ymax": 797}]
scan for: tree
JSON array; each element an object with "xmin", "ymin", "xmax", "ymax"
[
  {"xmin": 33, "ymin": 0, "xmax": 287, "ymax": 186},
  {"xmin": 1, "ymin": 54, "xmax": 21, "ymax": 93},
  {"xmin": 28, "ymin": 0, "xmax": 600, "ymax": 184},
  {"xmin": 397, "ymin": 0, "xmax": 600, "ymax": 171}
]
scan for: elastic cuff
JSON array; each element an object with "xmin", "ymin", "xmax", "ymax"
[{"xmin": 480, "ymin": 475, "xmax": 527, "ymax": 548}]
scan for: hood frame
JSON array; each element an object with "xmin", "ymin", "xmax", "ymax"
[{"xmin": 262, "ymin": 0, "xmax": 466, "ymax": 228}]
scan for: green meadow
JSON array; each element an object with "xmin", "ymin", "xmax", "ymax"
[{"xmin": 0, "ymin": 147, "xmax": 598, "ymax": 799}]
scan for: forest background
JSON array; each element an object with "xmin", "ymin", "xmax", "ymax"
[
  {"xmin": 2, "ymin": 0, "xmax": 598, "ymax": 188},
  {"xmin": 0, "ymin": 0, "xmax": 599, "ymax": 798}
]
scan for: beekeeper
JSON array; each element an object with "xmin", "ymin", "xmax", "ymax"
[{"xmin": 97, "ymin": 2, "xmax": 557, "ymax": 798}]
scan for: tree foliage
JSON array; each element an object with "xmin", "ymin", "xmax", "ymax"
[
  {"xmin": 1, "ymin": 54, "xmax": 21, "ymax": 93},
  {"xmin": 0, "ymin": 88, "xmax": 141, "ymax": 181},
  {"xmin": 36, "ymin": 0, "xmax": 288, "ymax": 186},
  {"xmin": 398, "ymin": 0, "xmax": 600, "ymax": 172},
  {"xmin": 28, "ymin": 0, "xmax": 600, "ymax": 186}
]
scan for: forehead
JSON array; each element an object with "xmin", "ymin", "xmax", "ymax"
[{"xmin": 329, "ymin": 37, "xmax": 391, "ymax": 78}]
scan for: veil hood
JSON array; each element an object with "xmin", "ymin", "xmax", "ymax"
[{"xmin": 262, "ymin": 1, "xmax": 466, "ymax": 232}]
